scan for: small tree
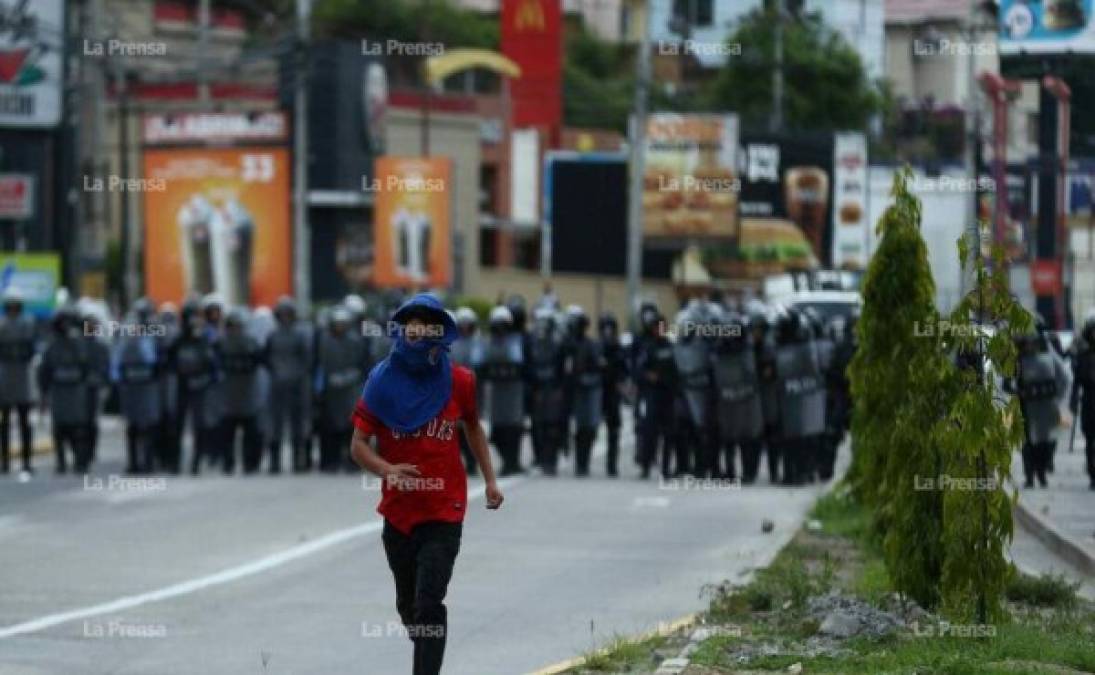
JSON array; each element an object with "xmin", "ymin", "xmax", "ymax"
[
  {"xmin": 936, "ymin": 234, "xmax": 1027, "ymax": 623},
  {"xmin": 848, "ymin": 167, "xmax": 948, "ymax": 609}
]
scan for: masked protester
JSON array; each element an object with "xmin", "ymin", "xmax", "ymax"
[
  {"xmin": 598, "ymin": 312, "xmax": 627, "ymax": 477},
  {"xmin": 264, "ymin": 297, "xmax": 312, "ymax": 473},
  {"xmin": 1070, "ymin": 312, "xmax": 1095, "ymax": 490},
  {"xmin": 39, "ymin": 306, "xmax": 95, "ymax": 474},
  {"xmin": 479, "ymin": 306, "xmax": 526, "ymax": 475},
  {"xmin": 713, "ymin": 310, "xmax": 765, "ymax": 483},
  {"xmin": 449, "ymin": 307, "xmax": 483, "ymax": 476},
  {"xmin": 774, "ymin": 308, "xmax": 826, "ymax": 485},
  {"xmin": 525, "ymin": 307, "xmax": 567, "ymax": 475},
  {"xmin": 112, "ymin": 298, "xmax": 163, "ymax": 474},
  {"xmin": 350, "ymin": 293, "xmax": 503, "ymax": 675},
  {"xmin": 563, "ymin": 305, "xmax": 604, "ymax": 477},
  {"xmin": 1008, "ymin": 326, "xmax": 1068, "ymax": 488},
  {"xmin": 215, "ymin": 309, "xmax": 266, "ymax": 474},
  {"xmin": 315, "ymin": 307, "xmax": 369, "ymax": 472},
  {"xmin": 0, "ymin": 288, "xmax": 37, "ymax": 474},
  {"xmin": 632, "ymin": 304, "xmax": 677, "ymax": 479},
  {"xmin": 167, "ymin": 299, "xmax": 220, "ymax": 475},
  {"xmin": 749, "ymin": 304, "xmax": 782, "ymax": 484}
]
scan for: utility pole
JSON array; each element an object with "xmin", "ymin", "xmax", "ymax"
[
  {"xmin": 963, "ymin": 1, "xmax": 981, "ymax": 298},
  {"xmin": 771, "ymin": 0, "xmax": 784, "ymax": 133},
  {"xmin": 294, "ymin": 0, "xmax": 312, "ymax": 311},
  {"xmin": 626, "ymin": 0, "xmax": 653, "ymax": 318}
]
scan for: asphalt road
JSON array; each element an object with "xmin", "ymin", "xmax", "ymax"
[{"xmin": 0, "ymin": 419, "xmax": 839, "ymax": 675}]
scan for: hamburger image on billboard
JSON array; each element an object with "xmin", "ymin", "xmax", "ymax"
[{"xmin": 642, "ymin": 113, "xmax": 739, "ymax": 238}]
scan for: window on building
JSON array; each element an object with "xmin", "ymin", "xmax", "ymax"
[{"xmin": 671, "ymin": 0, "xmax": 714, "ymax": 29}]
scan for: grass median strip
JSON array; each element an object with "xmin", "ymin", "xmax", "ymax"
[{"xmin": 563, "ymin": 487, "xmax": 1095, "ymax": 674}]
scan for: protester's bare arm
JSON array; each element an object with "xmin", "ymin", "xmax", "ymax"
[
  {"xmin": 464, "ymin": 420, "xmax": 504, "ymax": 509},
  {"xmin": 350, "ymin": 428, "xmax": 421, "ymax": 489}
]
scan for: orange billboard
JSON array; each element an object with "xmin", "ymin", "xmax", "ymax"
[
  {"xmin": 372, "ymin": 157, "xmax": 451, "ymax": 288},
  {"xmin": 142, "ymin": 146, "xmax": 291, "ymax": 306}
]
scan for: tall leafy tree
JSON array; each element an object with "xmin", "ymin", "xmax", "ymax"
[
  {"xmin": 704, "ymin": 6, "xmax": 881, "ymax": 132},
  {"xmin": 848, "ymin": 168, "xmax": 947, "ymax": 609}
]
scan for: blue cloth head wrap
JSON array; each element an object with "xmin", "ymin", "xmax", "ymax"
[{"xmin": 362, "ymin": 293, "xmax": 458, "ymax": 433}]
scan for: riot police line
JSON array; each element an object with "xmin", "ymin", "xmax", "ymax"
[{"xmin": 1, "ymin": 286, "xmax": 862, "ymax": 486}]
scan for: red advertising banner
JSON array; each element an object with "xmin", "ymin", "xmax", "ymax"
[{"xmin": 501, "ymin": 0, "xmax": 562, "ymax": 129}]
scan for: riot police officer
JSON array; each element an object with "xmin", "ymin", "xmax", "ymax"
[
  {"xmin": 0, "ymin": 288, "xmax": 36, "ymax": 473},
  {"xmin": 1071, "ymin": 313, "xmax": 1095, "ymax": 489},
  {"xmin": 774, "ymin": 308, "xmax": 826, "ymax": 485},
  {"xmin": 315, "ymin": 307, "xmax": 369, "ymax": 473},
  {"xmin": 527, "ymin": 307, "xmax": 567, "ymax": 475},
  {"xmin": 264, "ymin": 297, "xmax": 312, "ymax": 473},
  {"xmin": 598, "ymin": 312, "xmax": 627, "ymax": 477},
  {"xmin": 750, "ymin": 304, "xmax": 782, "ymax": 484},
  {"xmin": 822, "ymin": 311, "xmax": 857, "ymax": 481},
  {"xmin": 632, "ymin": 304, "xmax": 677, "ymax": 479},
  {"xmin": 156, "ymin": 302, "xmax": 181, "ymax": 472},
  {"xmin": 1010, "ymin": 327, "xmax": 1068, "ymax": 488},
  {"xmin": 39, "ymin": 306, "xmax": 95, "ymax": 474},
  {"xmin": 480, "ymin": 306, "xmax": 526, "ymax": 476},
  {"xmin": 564, "ymin": 305, "xmax": 604, "ymax": 477},
  {"xmin": 79, "ymin": 301, "xmax": 111, "ymax": 464},
  {"xmin": 167, "ymin": 300, "xmax": 220, "ymax": 474},
  {"xmin": 112, "ymin": 299, "xmax": 164, "ymax": 474},
  {"xmin": 216, "ymin": 309, "xmax": 266, "ymax": 474},
  {"xmin": 713, "ymin": 310, "xmax": 765, "ymax": 483},
  {"xmin": 804, "ymin": 308, "xmax": 832, "ymax": 482},
  {"xmin": 673, "ymin": 302, "xmax": 716, "ymax": 477},
  {"xmin": 451, "ymin": 307, "xmax": 483, "ymax": 476}
]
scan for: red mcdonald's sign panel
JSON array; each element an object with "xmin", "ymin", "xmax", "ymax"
[{"xmin": 501, "ymin": 0, "xmax": 562, "ymax": 129}]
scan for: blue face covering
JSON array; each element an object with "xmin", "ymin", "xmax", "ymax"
[{"xmin": 362, "ymin": 294, "xmax": 457, "ymax": 434}]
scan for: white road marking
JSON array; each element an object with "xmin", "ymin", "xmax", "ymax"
[
  {"xmin": 631, "ymin": 496, "xmax": 671, "ymax": 509},
  {"xmin": 0, "ymin": 475, "xmax": 525, "ymax": 640}
]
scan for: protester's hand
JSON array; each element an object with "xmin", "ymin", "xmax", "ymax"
[
  {"xmin": 384, "ymin": 464, "xmax": 422, "ymax": 491},
  {"xmin": 485, "ymin": 481, "xmax": 504, "ymax": 510}
]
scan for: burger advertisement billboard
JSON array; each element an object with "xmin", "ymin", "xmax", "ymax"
[
  {"xmin": 642, "ymin": 113, "xmax": 740, "ymax": 241},
  {"xmin": 1000, "ymin": 0, "xmax": 1095, "ymax": 54}
]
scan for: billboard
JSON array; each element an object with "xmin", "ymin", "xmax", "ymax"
[
  {"xmin": 830, "ymin": 133, "xmax": 868, "ymax": 269},
  {"xmin": 142, "ymin": 147, "xmax": 292, "ymax": 307},
  {"xmin": 372, "ymin": 157, "xmax": 451, "ymax": 288},
  {"xmin": 1000, "ymin": 0, "xmax": 1095, "ymax": 54},
  {"xmin": 642, "ymin": 113, "xmax": 740, "ymax": 240},
  {"xmin": 0, "ymin": 0, "xmax": 63, "ymax": 128},
  {"xmin": 0, "ymin": 252, "xmax": 60, "ymax": 317},
  {"xmin": 501, "ymin": 0, "xmax": 563, "ymax": 129}
]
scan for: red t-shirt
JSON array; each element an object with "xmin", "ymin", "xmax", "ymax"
[{"xmin": 351, "ymin": 365, "xmax": 478, "ymax": 535}]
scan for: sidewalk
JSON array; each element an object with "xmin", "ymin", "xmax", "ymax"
[{"xmin": 1011, "ymin": 438, "xmax": 1095, "ymax": 576}]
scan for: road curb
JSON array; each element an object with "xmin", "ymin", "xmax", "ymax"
[
  {"xmin": 527, "ymin": 613, "xmax": 699, "ymax": 675},
  {"xmin": 1013, "ymin": 496, "xmax": 1095, "ymax": 577}
]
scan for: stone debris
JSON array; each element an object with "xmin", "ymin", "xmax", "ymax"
[{"xmin": 807, "ymin": 591, "xmax": 906, "ymax": 639}]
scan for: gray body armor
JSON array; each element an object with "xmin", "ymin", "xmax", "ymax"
[
  {"xmin": 219, "ymin": 333, "xmax": 263, "ymax": 417},
  {"xmin": 1017, "ymin": 350, "xmax": 1066, "ymax": 444},
  {"xmin": 713, "ymin": 348, "xmax": 764, "ymax": 442},
  {"xmin": 317, "ymin": 332, "xmax": 366, "ymax": 430},
  {"xmin": 529, "ymin": 335, "xmax": 566, "ymax": 425},
  {"xmin": 673, "ymin": 339, "xmax": 713, "ymax": 427},
  {"xmin": 0, "ymin": 315, "xmax": 35, "ymax": 405},
  {"xmin": 481, "ymin": 334, "xmax": 524, "ymax": 427},
  {"xmin": 266, "ymin": 324, "xmax": 311, "ymax": 385},
  {"xmin": 115, "ymin": 336, "xmax": 163, "ymax": 427},
  {"xmin": 756, "ymin": 338, "xmax": 781, "ymax": 428},
  {"xmin": 40, "ymin": 337, "xmax": 91, "ymax": 426},
  {"xmin": 776, "ymin": 340, "xmax": 826, "ymax": 438},
  {"xmin": 568, "ymin": 337, "xmax": 604, "ymax": 430}
]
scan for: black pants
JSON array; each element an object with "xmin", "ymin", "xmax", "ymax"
[
  {"xmin": 736, "ymin": 438, "xmax": 763, "ymax": 484},
  {"xmin": 222, "ymin": 415, "xmax": 263, "ymax": 474},
  {"xmin": 639, "ymin": 426, "xmax": 673, "ymax": 479},
  {"xmin": 817, "ymin": 432, "xmax": 840, "ymax": 481},
  {"xmin": 764, "ymin": 427, "xmax": 781, "ymax": 484},
  {"xmin": 55, "ymin": 423, "xmax": 92, "ymax": 474},
  {"xmin": 574, "ymin": 426, "xmax": 597, "ymax": 476},
  {"xmin": 382, "ymin": 521, "xmax": 462, "ymax": 675},
  {"xmin": 604, "ymin": 418, "xmax": 620, "ymax": 476},
  {"xmin": 1086, "ymin": 430, "xmax": 1095, "ymax": 485},
  {"xmin": 0, "ymin": 403, "xmax": 32, "ymax": 472},
  {"xmin": 319, "ymin": 424, "xmax": 350, "ymax": 473},
  {"xmin": 533, "ymin": 420, "xmax": 563, "ymax": 475},
  {"xmin": 491, "ymin": 425, "xmax": 524, "ymax": 476},
  {"xmin": 126, "ymin": 424, "xmax": 159, "ymax": 474}
]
